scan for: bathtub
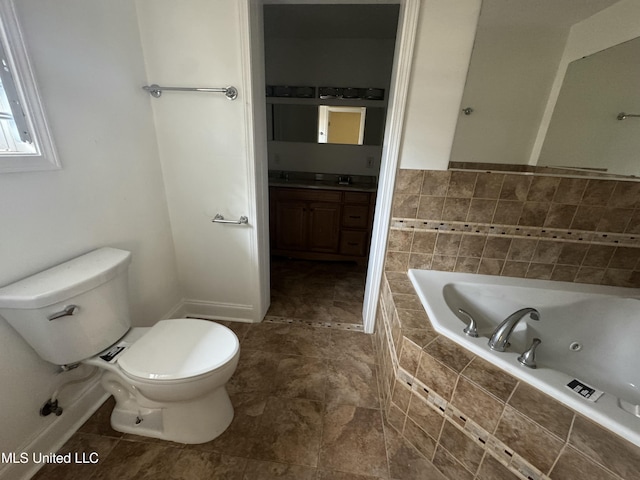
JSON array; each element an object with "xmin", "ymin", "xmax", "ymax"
[{"xmin": 407, "ymin": 269, "xmax": 640, "ymax": 447}]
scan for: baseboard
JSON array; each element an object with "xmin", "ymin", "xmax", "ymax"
[
  {"xmin": 0, "ymin": 380, "xmax": 108, "ymax": 480},
  {"xmin": 161, "ymin": 299, "xmax": 187, "ymax": 319},
  {"xmin": 182, "ymin": 299, "xmax": 259, "ymax": 323}
]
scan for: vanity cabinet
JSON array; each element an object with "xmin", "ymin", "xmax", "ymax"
[{"xmin": 270, "ymin": 187, "xmax": 374, "ymax": 263}]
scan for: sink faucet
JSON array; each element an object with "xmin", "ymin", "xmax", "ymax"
[{"xmin": 488, "ymin": 308, "xmax": 540, "ymax": 352}]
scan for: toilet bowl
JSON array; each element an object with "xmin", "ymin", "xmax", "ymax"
[
  {"xmin": 0, "ymin": 247, "xmax": 240, "ymax": 444},
  {"xmin": 84, "ymin": 318, "xmax": 240, "ymax": 443}
]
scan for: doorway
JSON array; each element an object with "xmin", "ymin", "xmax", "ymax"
[{"xmin": 245, "ymin": 0, "xmax": 420, "ymax": 332}]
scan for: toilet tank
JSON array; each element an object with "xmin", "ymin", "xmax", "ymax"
[{"xmin": 0, "ymin": 247, "xmax": 132, "ymax": 365}]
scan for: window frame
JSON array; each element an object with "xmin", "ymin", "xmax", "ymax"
[{"xmin": 0, "ymin": 0, "xmax": 59, "ymax": 173}]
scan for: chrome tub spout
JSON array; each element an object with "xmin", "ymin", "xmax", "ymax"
[{"xmin": 488, "ymin": 308, "xmax": 540, "ymax": 352}]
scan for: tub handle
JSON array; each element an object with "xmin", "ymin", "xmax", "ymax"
[
  {"xmin": 48, "ymin": 305, "xmax": 78, "ymax": 321},
  {"xmin": 518, "ymin": 338, "xmax": 542, "ymax": 369},
  {"xmin": 458, "ymin": 309, "xmax": 479, "ymax": 338}
]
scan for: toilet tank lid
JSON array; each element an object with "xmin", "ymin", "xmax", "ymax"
[{"xmin": 0, "ymin": 247, "xmax": 132, "ymax": 309}]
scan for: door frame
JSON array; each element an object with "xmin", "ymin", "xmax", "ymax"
[{"xmin": 240, "ymin": 0, "xmax": 421, "ymax": 333}]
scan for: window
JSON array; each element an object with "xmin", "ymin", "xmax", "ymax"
[{"xmin": 0, "ymin": 0, "xmax": 58, "ymax": 173}]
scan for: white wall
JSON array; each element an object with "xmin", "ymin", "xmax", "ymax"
[
  {"xmin": 0, "ymin": 0, "xmax": 181, "ymax": 476},
  {"xmin": 399, "ymin": 0, "xmax": 481, "ymax": 170},
  {"xmin": 265, "ymin": 37, "xmax": 396, "ymax": 90},
  {"xmin": 268, "ymin": 142, "xmax": 382, "ymax": 175},
  {"xmin": 135, "ymin": 0, "xmax": 265, "ymax": 322}
]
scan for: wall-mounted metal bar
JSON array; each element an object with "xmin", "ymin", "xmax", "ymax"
[
  {"xmin": 142, "ymin": 84, "xmax": 238, "ymax": 100},
  {"xmin": 212, "ymin": 214, "xmax": 248, "ymax": 225},
  {"xmin": 617, "ymin": 112, "xmax": 640, "ymax": 120}
]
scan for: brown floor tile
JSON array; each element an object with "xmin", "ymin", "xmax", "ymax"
[
  {"xmin": 90, "ymin": 440, "xmax": 183, "ymax": 480},
  {"xmin": 242, "ymin": 459, "xmax": 317, "ymax": 479},
  {"xmin": 250, "ymin": 397, "xmax": 324, "ymax": 467},
  {"xmin": 319, "ymin": 404, "xmax": 388, "ymax": 477},
  {"xmin": 295, "ymin": 299, "xmax": 335, "ymax": 322},
  {"xmin": 242, "ymin": 323, "xmax": 331, "ymax": 357},
  {"xmin": 272, "ymin": 355, "xmax": 328, "ymax": 402},
  {"xmin": 330, "ymin": 300, "xmax": 364, "ymax": 323},
  {"xmin": 328, "ymin": 329, "xmax": 376, "ymax": 364},
  {"xmin": 172, "ymin": 449, "xmax": 246, "ymax": 479},
  {"xmin": 325, "ymin": 358, "xmax": 379, "ymax": 409},
  {"xmin": 227, "ymin": 349, "xmax": 282, "ymax": 395}
]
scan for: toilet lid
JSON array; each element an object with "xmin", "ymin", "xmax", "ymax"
[{"xmin": 117, "ymin": 319, "xmax": 239, "ymax": 380}]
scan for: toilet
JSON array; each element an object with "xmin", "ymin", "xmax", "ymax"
[{"xmin": 0, "ymin": 247, "xmax": 240, "ymax": 444}]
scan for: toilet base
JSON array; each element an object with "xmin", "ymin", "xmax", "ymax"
[{"xmin": 109, "ymin": 386, "xmax": 234, "ymax": 444}]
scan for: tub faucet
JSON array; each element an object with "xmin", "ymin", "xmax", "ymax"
[{"xmin": 488, "ymin": 308, "xmax": 540, "ymax": 352}]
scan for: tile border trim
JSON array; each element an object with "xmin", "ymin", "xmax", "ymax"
[{"xmin": 391, "ymin": 218, "xmax": 640, "ymax": 247}]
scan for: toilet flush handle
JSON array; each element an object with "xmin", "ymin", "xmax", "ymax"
[{"xmin": 47, "ymin": 305, "xmax": 78, "ymax": 321}]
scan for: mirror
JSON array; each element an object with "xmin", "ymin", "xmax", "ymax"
[
  {"xmin": 449, "ymin": 0, "xmax": 640, "ymax": 179},
  {"xmin": 267, "ymin": 104, "xmax": 385, "ymax": 146},
  {"xmin": 538, "ymin": 36, "xmax": 640, "ymax": 176},
  {"xmin": 318, "ymin": 106, "xmax": 366, "ymax": 145}
]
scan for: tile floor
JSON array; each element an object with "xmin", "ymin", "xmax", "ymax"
[
  {"xmin": 32, "ymin": 259, "xmax": 447, "ymax": 480},
  {"xmin": 267, "ymin": 257, "xmax": 367, "ymax": 330}
]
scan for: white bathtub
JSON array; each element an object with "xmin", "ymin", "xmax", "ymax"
[{"xmin": 408, "ymin": 269, "xmax": 640, "ymax": 447}]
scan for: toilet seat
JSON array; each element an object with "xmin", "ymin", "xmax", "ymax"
[{"xmin": 117, "ymin": 319, "xmax": 239, "ymax": 381}]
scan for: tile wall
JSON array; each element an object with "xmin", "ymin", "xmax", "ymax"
[
  {"xmin": 389, "ymin": 169, "xmax": 640, "ymax": 286},
  {"xmin": 373, "ymin": 168, "xmax": 640, "ymax": 480}
]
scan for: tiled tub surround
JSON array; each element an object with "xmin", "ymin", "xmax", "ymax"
[
  {"xmin": 372, "ymin": 169, "xmax": 640, "ymax": 480},
  {"xmin": 375, "ymin": 273, "xmax": 640, "ymax": 480}
]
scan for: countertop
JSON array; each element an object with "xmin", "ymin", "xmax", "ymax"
[{"xmin": 268, "ymin": 172, "xmax": 378, "ymax": 193}]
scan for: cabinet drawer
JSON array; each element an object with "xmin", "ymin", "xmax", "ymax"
[
  {"xmin": 342, "ymin": 205, "xmax": 369, "ymax": 228},
  {"xmin": 274, "ymin": 187, "xmax": 342, "ymax": 203},
  {"xmin": 344, "ymin": 191, "xmax": 371, "ymax": 204},
  {"xmin": 339, "ymin": 230, "xmax": 368, "ymax": 256}
]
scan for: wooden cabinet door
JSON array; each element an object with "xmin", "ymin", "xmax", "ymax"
[
  {"xmin": 308, "ymin": 202, "xmax": 341, "ymax": 252},
  {"xmin": 275, "ymin": 201, "xmax": 307, "ymax": 251}
]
